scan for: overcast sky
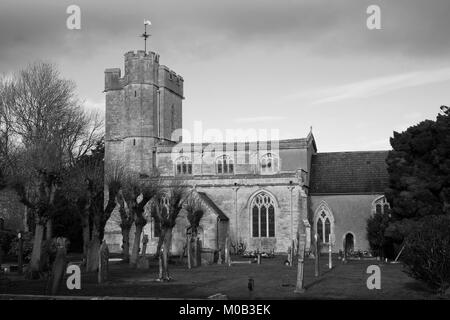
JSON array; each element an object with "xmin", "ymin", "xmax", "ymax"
[{"xmin": 1, "ymin": 0, "xmax": 449, "ymax": 151}]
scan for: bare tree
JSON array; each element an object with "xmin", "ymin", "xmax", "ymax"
[
  {"xmin": 115, "ymin": 170, "xmax": 161, "ymax": 267},
  {"xmin": 183, "ymin": 192, "xmax": 204, "ymax": 268},
  {"xmin": 153, "ymin": 182, "xmax": 188, "ymax": 280},
  {"xmin": 0, "ymin": 62, "xmax": 102, "ymax": 278},
  {"xmin": 184, "ymin": 192, "xmax": 204, "ymax": 239}
]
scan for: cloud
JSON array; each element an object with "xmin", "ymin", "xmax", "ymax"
[
  {"xmin": 1, "ymin": 0, "xmax": 450, "ymax": 71},
  {"xmin": 234, "ymin": 116, "xmax": 286, "ymax": 123},
  {"xmin": 283, "ymin": 67, "xmax": 450, "ymax": 105}
]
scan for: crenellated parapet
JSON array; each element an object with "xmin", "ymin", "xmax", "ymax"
[{"xmin": 158, "ymin": 65, "xmax": 184, "ymax": 98}]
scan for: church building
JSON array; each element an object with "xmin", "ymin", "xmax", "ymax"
[{"xmin": 103, "ymin": 49, "xmax": 390, "ymax": 255}]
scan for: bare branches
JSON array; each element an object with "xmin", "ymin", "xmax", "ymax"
[{"xmin": 184, "ymin": 192, "xmax": 204, "ymax": 230}]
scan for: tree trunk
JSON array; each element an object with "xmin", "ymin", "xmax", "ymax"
[
  {"xmin": 81, "ymin": 217, "xmax": 90, "ymax": 265},
  {"xmin": 156, "ymin": 234, "xmax": 163, "ymax": 258},
  {"xmin": 28, "ymin": 223, "xmax": 45, "ymax": 279},
  {"xmin": 187, "ymin": 234, "xmax": 192, "ymax": 269},
  {"xmin": 46, "ymin": 219, "xmax": 52, "ymax": 240},
  {"xmin": 86, "ymin": 237, "xmax": 100, "ymax": 272},
  {"xmin": 162, "ymin": 227, "xmax": 173, "ymax": 280},
  {"xmin": 121, "ymin": 226, "xmax": 131, "ymax": 262},
  {"xmin": 130, "ymin": 223, "xmax": 144, "ymax": 267}
]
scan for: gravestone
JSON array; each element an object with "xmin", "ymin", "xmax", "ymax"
[
  {"xmin": 225, "ymin": 237, "xmax": 231, "ymax": 266},
  {"xmin": 98, "ymin": 241, "xmax": 109, "ymax": 284},
  {"xmin": 196, "ymin": 239, "xmax": 202, "ymax": 266},
  {"xmin": 49, "ymin": 237, "xmax": 68, "ymax": 295}
]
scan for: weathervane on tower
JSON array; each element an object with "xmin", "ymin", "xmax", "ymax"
[{"xmin": 141, "ymin": 20, "xmax": 152, "ymax": 53}]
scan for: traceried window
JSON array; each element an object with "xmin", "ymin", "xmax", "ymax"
[
  {"xmin": 216, "ymin": 155, "xmax": 234, "ymax": 174},
  {"xmin": 315, "ymin": 206, "xmax": 334, "ymax": 244},
  {"xmin": 373, "ymin": 196, "xmax": 390, "ymax": 215},
  {"xmin": 251, "ymin": 192, "xmax": 276, "ymax": 238},
  {"xmin": 175, "ymin": 156, "xmax": 192, "ymax": 176},
  {"xmin": 260, "ymin": 153, "xmax": 279, "ymax": 174}
]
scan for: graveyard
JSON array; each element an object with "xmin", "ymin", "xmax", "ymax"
[{"xmin": 0, "ymin": 253, "xmax": 443, "ymax": 300}]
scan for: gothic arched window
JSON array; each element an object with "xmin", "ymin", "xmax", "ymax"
[
  {"xmin": 260, "ymin": 153, "xmax": 279, "ymax": 174},
  {"xmin": 372, "ymin": 196, "xmax": 390, "ymax": 215},
  {"xmin": 251, "ymin": 192, "xmax": 276, "ymax": 238},
  {"xmin": 175, "ymin": 156, "xmax": 192, "ymax": 176},
  {"xmin": 314, "ymin": 203, "xmax": 334, "ymax": 244},
  {"xmin": 216, "ymin": 155, "xmax": 234, "ymax": 174}
]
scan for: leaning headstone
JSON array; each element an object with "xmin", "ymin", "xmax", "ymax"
[
  {"xmin": 49, "ymin": 237, "xmax": 68, "ymax": 295},
  {"xmin": 98, "ymin": 241, "xmax": 109, "ymax": 284}
]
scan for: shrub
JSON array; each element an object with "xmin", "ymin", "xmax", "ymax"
[
  {"xmin": 402, "ymin": 215, "xmax": 450, "ymax": 295},
  {"xmin": 0, "ymin": 232, "xmax": 16, "ymax": 256},
  {"xmin": 8, "ymin": 232, "xmax": 34, "ymax": 262},
  {"xmin": 366, "ymin": 212, "xmax": 394, "ymax": 258}
]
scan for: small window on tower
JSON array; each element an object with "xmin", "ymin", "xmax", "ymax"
[
  {"xmin": 134, "ymin": 90, "xmax": 137, "ymax": 97},
  {"xmin": 133, "ymin": 139, "xmax": 136, "ymax": 146}
]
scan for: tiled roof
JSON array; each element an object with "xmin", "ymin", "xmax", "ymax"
[
  {"xmin": 309, "ymin": 151, "xmax": 390, "ymax": 194},
  {"xmin": 197, "ymin": 192, "xmax": 229, "ymax": 221}
]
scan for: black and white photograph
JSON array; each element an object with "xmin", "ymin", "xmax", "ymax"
[{"xmin": 0, "ymin": 0, "xmax": 449, "ymax": 309}]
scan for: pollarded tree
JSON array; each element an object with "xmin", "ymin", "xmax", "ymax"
[
  {"xmin": 184, "ymin": 192, "xmax": 204, "ymax": 239},
  {"xmin": 115, "ymin": 170, "xmax": 161, "ymax": 268},
  {"xmin": 61, "ymin": 138, "xmax": 120, "ymax": 271},
  {"xmin": 153, "ymin": 182, "xmax": 188, "ymax": 280},
  {"xmin": 183, "ymin": 192, "xmax": 204, "ymax": 267},
  {"xmin": 385, "ymin": 105, "xmax": 450, "ymax": 241},
  {"xmin": 0, "ymin": 62, "xmax": 102, "ymax": 278}
]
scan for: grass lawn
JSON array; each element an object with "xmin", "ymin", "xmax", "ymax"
[{"xmin": 0, "ymin": 255, "xmax": 445, "ymax": 299}]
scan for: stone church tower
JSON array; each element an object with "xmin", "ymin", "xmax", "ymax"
[{"xmin": 104, "ymin": 50, "xmax": 184, "ymax": 175}]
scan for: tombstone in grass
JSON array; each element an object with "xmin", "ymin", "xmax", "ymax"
[
  {"xmin": 314, "ymin": 233, "xmax": 320, "ymax": 277},
  {"xmin": 196, "ymin": 238, "xmax": 202, "ymax": 266},
  {"xmin": 295, "ymin": 220, "xmax": 308, "ymax": 293},
  {"xmin": 98, "ymin": 240, "xmax": 109, "ymax": 284},
  {"xmin": 49, "ymin": 237, "xmax": 69, "ymax": 295},
  {"xmin": 137, "ymin": 234, "xmax": 149, "ymax": 269},
  {"xmin": 18, "ymin": 232, "xmax": 24, "ymax": 274},
  {"xmin": 328, "ymin": 234, "xmax": 334, "ymax": 269},
  {"xmin": 225, "ymin": 237, "xmax": 231, "ymax": 266}
]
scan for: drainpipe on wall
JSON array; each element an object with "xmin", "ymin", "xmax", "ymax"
[
  {"xmin": 216, "ymin": 216, "xmax": 220, "ymax": 251},
  {"xmin": 288, "ymin": 183, "xmax": 295, "ymax": 242},
  {"xmin": 233, "ymin": 184, "xmax": 239, "ymax": 242}
]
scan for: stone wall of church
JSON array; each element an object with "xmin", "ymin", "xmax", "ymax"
[
  {"xmin": 309, "ymin": 194, "xmax": 382, "ymax": 253},
  {"xmin": 103, "ymin": 176, "xmax": 308, "ymax": 255},
  {"xmin": 155, "ymin": 145, "xmax": 310, "ymax": 177}
]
